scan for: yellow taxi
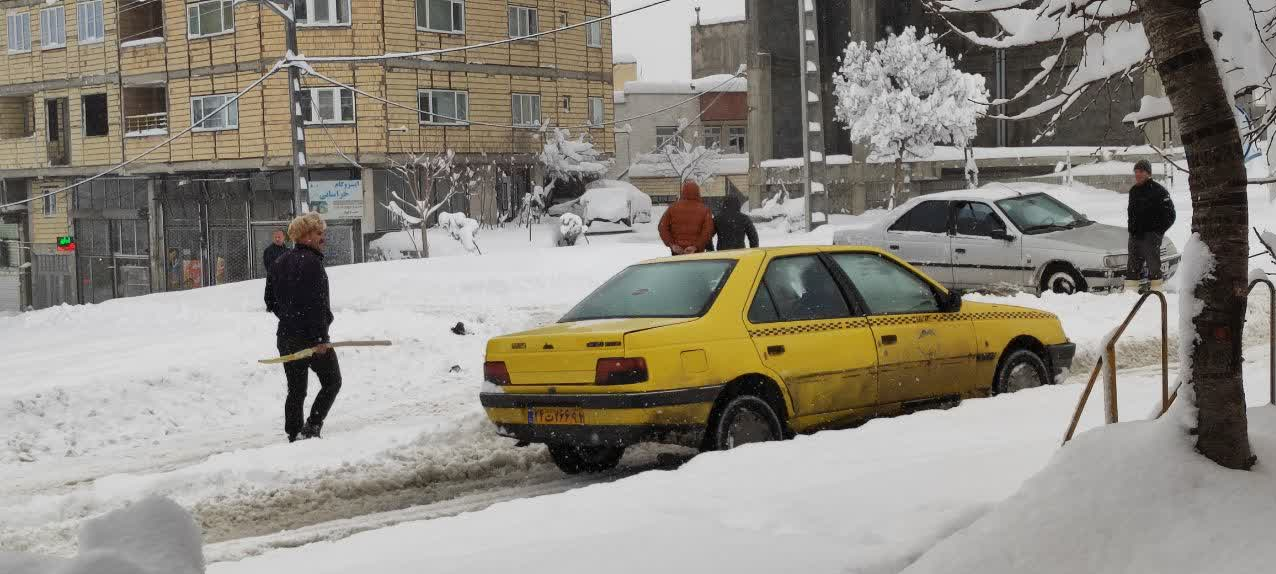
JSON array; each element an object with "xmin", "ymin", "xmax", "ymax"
[{"xmin": 480, "ymin": 246, "xmax": 1075, "ymax": 473}]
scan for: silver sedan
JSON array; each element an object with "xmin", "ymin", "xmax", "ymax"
[{"xmin": 832, "ymin": 189, "xmax": 1180, "ymax": 294}]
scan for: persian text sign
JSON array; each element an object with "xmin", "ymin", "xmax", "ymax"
[{"xmin": 309, "ymin": 180, "xmax": 363, "ymax": 220}]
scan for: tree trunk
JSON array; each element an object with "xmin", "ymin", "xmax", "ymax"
[
  {"xmin": 1139, "ymin": 0, "xmax": 1254, "ymax": 469},
  {"xmin": 891, "ymin": 155, "xmax": 904, "ymax": 210}
]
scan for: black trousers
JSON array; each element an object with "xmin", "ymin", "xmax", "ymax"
[
  {"xmin": 1127, "ymin": 232, "xmax": 1165, "ymax": 281},
  {"xmin": 277, "ymin": 336, "xmax": 342, "ymax": 437}
]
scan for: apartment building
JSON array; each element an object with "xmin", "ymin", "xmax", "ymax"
[{"xmin": 0, "ymin": 0, "xmax": 614, "ymax": 309}]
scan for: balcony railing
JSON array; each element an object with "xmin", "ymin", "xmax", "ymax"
[{"xmin": 124, "ymin": 112, "xmax": 168, "ymax": 137}]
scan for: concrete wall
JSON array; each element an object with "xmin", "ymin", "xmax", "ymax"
[
  {"xmin": 612, "ymin": 92, "xmax": 701, "ymax": 174},
  {"xmin": 691, "ymin": 20, "xmax": 748, "ymax": 77}
]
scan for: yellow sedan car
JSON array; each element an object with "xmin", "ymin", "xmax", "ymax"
[{"xmin": 480, "ymin": 246, "xmax": 1075, "ymax": 473}]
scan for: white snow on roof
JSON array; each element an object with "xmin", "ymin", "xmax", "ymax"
[
  {"xmin": 623, "ymin": 74, "xmax": 747, "ymax": 95},
  {"xmin": 613, "ymin": 53, "xmax": 637, "ymax": 64},
  {"xmin": 761, "ymin": 146, "xmax": 1183, "ymax": 169},
  {"xmin": 628, "ymin": 153, "xmax": 749, "ymax": 178},
  {"xmin": 697, "ymin": 14, "xmax": 745, "ymax": 26}
]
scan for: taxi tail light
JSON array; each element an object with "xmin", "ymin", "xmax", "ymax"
[
  {"xmin": 484, "ymin": 361, "xmax": 512, "ymax": 385},
  {"xmin": 595, "ymin": 357, "xmax": 648, "ymax": 386}
]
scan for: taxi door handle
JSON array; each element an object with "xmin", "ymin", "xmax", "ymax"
[
  {"xmin": 955, "ymin": 248, "xmax": 967, "ymax": 254},
  {"xmin": 767, "ymin": 345, "xmax": 786, "ymax": 355},
  {"xmin": 889, "ymin": 244, "xmax": 900, "ymax": 250},
  {"xmin": 880, "ymin": 335, "xmax": 898, "ymax": 345}
]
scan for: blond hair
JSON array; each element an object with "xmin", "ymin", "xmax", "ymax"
[{"xmin": 288, "ymin": 212, "xmax": 327, "ymax": 242}]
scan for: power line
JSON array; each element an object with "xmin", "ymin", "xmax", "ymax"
[
  {"xmin": 305, "ymin": 67, "xmax": 745, "ymax": 131},
  {"xmin": 301, "ymin": 0, "xmax": 673, "ymax": 63},
  {"xmin": 0, "ymin": 61, "xmax": 285, "ymax": 210}
]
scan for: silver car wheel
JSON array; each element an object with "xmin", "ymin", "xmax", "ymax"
[{"xmin": 1046, "ymin": 271, "xmax": 1078, "ymax": 295}]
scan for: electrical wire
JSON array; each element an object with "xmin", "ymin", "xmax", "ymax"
[
  {"xmin": 0, "ymin": 60, "xmax": 285, "ymax": 210},
  {"xmin": 302, "ymin": 0, "xmax": 673, "ymax": 63},
  {"xmin": 304, "ymin": 67, "xmax": 745, "ymax": 131}
]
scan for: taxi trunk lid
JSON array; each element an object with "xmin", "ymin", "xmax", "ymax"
[{"xmin": 489, "ymin": 318, "xmax": 691, "ymax": 385}]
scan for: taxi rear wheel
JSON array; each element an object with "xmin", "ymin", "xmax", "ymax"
[
  {"xmin": 707, "ymin": 395, "xmax": 784, "ymax": 451},
  {"xmin": 546, "ymin": 443, "xmax": 625, "ymax": 474},
  {"xmin": 993, "ymin": 349, "xmax": 1051, "ymax": 395}
]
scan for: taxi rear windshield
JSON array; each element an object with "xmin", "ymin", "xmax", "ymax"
[{"xmin": 560, "ymin": 260, "xmax": 735, "ymax": 322}]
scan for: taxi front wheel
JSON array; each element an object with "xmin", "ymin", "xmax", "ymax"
[
  {"xmin": 993, "ymin": 349, "xmax": 1051, "ymax": 395},
  {"xmin": 547, "ymin": 443, "xmax": 625, "ymax": 474},
  {"xmin": 707, "ymin": 394, "xmax": 784, "ymax": 451}
]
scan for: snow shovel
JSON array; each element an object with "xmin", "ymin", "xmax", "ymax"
[{"xmin": 259, "ymin": 340, "xmax": 393, "ymax": 365}]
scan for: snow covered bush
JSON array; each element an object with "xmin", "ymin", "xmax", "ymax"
[
  {"xmin": 833, "ymin": 27, "xmax": 988, "ymax": 208},
  {"xmin": 555, "ymin": 213, "xmax": 585, "ymax": 246},
  {"xmin": 437, "ymin": 212, "xmax": 482, "ymax": 255}
]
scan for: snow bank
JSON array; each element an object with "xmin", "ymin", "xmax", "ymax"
[
  {"xmin": 0, "ymin": 496, "xmax": 202, "ymax": 574},
  {"xmin": 905, "ymin": 406, "xmax": 1276, "ymax": 574}
]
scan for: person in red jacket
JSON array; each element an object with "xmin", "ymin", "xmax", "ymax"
[{"xmin": 658, "ymin": 181, "xmax": 715, "ymax": 255}]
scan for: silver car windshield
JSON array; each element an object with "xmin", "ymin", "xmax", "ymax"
[{"xmin": 995, "ymin": 193, "xmax": 1093, "ymax": 234}]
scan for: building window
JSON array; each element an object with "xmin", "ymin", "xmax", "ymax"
[
  {"xmin": 508, "ymin": 6, "xmax": 537, "ymax": 38},
  {"xmin": 7, "ymin": 13, "xmax": 31, "ymax": 53},
  {"xmin": 77, "ymin": 1, "xmax": 104, "ymax": 43},
  {"xmin": 0, "ymin": 96, "xmax": 36, "ymax": 139},
  {"xmin": 300, "ymin": 87, "xmax": 355, "ymax": 124},
  {"xmin": 415, "ymin": 0, "xmax": 463, "ymax": 33},
  {"xmin": 297, "ymin": 0, "xmax": 350, "ymax": 27},
  {"xmin": 656, "ymin": 126, "xmax": 679, "ymax": 149},
  {"xmin": 703, "ymin": 127, "xmax": 721, "ymax": 150},
  {"xmin": 558, "ymin": 11, "xmax": 567, "ymax": 28},
  {"xmin": 82, "ymin": 93, "xmax": 108, "ymax": 137},
  {"xmin": 187, "ymin": 0, "xmax": 234, "ymax": 38},
  {"xmin": 120, "ymin": 0, "xmax": 164, "ymax": 44},
  {"xmin": 586, "ymin": 21, "xmax": 602, "ymax": 47},
  {"xmin": 561, "ymin": 96, "xmax": 570, "ymax": 112},
  {"xmin": 418, "ymin": 89, "xmax": 468, "ymax": 125},
  {"xmin": 40, "ymin": 7, "xmax": 66, "ymax": 49},
  {"xmin": 588, "ymin": 96, "xmax": 604, "ymax": 127},
  {"xmin": 43, "ymin": 191, "xmax": 56, "ymax": 216},
  {"xmin": 191, "ymin": 94, "xmax": 239, "ymax": 131},
  {"xmin": 728, "ymin": 126, "xmax": 747, "ymax": 153},
  {"xmin": 511, "ymin": 93, "xmax": 541, "ymax": 127}
]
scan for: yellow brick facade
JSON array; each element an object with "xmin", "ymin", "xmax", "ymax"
[{"xmin": 0, "ymin": 0, "xmax": 615, "ymax": 173}]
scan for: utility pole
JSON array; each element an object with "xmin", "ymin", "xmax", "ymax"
[
  {"xmin": 261, "ymin": 0, "xmax": 310, "ymax": 215},
  {"xmin": 796, "ymin": 0, "xmax": 826, "ymax": 231}
]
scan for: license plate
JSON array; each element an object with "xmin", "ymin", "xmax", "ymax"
[{"xmin": 528, "ymin": 407, "xmax": 586, "ymax": 425}]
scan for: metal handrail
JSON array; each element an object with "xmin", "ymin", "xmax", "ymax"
[
  {"xmin": 1062, "ymin": 290, "xmax": 1168, "ymax": 444},
  {"xmin": 1062, "ymin": 279, "xmax": 1276, "ymax": 445}
]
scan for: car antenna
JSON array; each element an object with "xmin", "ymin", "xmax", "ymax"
[{"xmin": 990, "ymin": 182, "xmax": 1023, "ymax": 197}]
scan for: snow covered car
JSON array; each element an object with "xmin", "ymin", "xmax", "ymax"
[
  {"xmin": 546, "ymin": 180, "xmax": 653, "ymax": 226},
  {"xmin": 480, "ymin": 246, "xmax": 1075, "ymax": 473},
  {"xmin": 833, "ymin": 189, "xmax": 1181, "ymax": 294}
]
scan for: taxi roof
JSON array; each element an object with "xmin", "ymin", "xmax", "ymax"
[{"xmin": 636, "ymin": 244, "xmax": 892, "ymax": 265}]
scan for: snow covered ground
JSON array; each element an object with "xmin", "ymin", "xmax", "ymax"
[{"xmin": 5, "ymin": 176, "xmax": 1276, "ymax": 572}]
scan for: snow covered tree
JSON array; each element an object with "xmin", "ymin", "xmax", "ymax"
[
  {"xmin": 833, "ymin": 27, "xmax": 989, "ymax": 209},
  {"xmin": 437, "ymin": 212, "xmax": 482, "ymax": 255},
  {"xmin": 929, "ymin": 0, "xmax": 1276, "ymax": 469},
  {"xmin": 633, "ymin": 132, "xmax": 721, "ymax": 185},
  {"xmin": 538, "ymin": 128, "xmax": 610, "ymax": 205},
  {"xmin": 381, "ymin": 151, "xmax": 464, "ymax": 259}
]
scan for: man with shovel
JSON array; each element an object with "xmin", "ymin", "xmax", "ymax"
[{"xmin": 266, "ymin": 213, "xmax": 341, "ymax": 443}]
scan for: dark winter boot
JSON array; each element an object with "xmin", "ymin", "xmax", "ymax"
[
  {"xmin": 301, "ymin": 422, "xmax": 322, "ymax": 439},
  {"xmin": 288, "ymin": 433, "xmax": 299, "ymax": 443}
]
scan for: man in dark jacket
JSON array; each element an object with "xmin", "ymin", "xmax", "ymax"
[
  {"xmin": 262, "ymin": 230, "xmax": 288, "ymax": 272},
  {"xmin": 712, "ymin": 194, "xmax": 759, "ymax": 251},
  {"xmin": 265, "ymin": 213, "xmax": 341, "ymax": 443},
  {"xmin": 658, "ymin": 181, "xmax": 715, "ymax": 255},
  {"xmin": 1126, "ymin": 159, "xmax": 1176, "ymax": 292}
]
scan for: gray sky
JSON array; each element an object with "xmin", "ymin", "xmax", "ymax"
[{"xmin": 611, "ymin": 0, "xmax": 746, "ymax": 81}]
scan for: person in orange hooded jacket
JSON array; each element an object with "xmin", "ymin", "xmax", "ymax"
[{"xmin": 658, "ymin": 181, "xmax": 715, "ymax": 255}]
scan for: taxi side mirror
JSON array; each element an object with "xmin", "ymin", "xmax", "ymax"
[{"xmin": 940, "ymin": 289, "xmax": 964, "ymax": 313}]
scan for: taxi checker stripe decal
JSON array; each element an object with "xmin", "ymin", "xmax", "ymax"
[{"xmin": 747, "ymin": 311, "xmax": 1054, "ymax": 337}]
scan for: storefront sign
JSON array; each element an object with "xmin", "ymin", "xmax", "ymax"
[{"xmin": 308, "ymin": 180, "xmax": 363, "ymax": 220}]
